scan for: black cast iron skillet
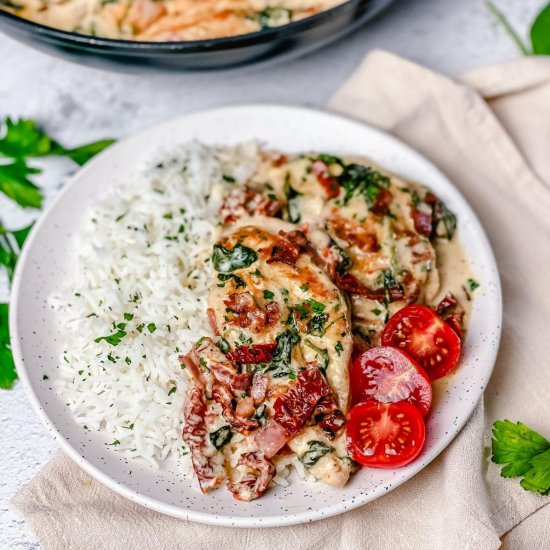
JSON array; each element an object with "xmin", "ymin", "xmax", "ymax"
[{"xmin": 0, "ymin": 0, "xmax": 394, "ymax": 71}]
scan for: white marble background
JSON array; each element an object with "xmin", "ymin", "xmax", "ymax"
[{"xmin": 0, "ymin": 0, "xmax": 545, "ymax": 547}]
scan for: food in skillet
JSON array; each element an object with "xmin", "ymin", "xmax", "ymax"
[
  {"xmin": 53, "ymin": 142, "xmax": 477, "ymax": 502},
  {"xmin": 1, "ymin": 0, "xmax": 343, "ymax": 41}
]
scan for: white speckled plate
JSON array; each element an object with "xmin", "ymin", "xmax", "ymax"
[{"xmin": 10, "ymin": 105, "xmax": 502, "ymax": 527}]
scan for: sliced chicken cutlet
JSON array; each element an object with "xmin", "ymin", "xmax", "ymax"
[{"xmin": 182, "ymin": 218, "xmax": 355, "ymax": 500}]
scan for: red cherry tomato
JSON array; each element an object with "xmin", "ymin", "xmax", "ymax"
[
  {"xmin": 350, "ymin": 346, "xmax": 432, "ymax": 416},
  {"xmin": 346, "ymin": 401, "xmax": 426, "ymax": 468},
  {"xmin": 381, "ymin": 305, "xmax": 461, "ymax": 380}
]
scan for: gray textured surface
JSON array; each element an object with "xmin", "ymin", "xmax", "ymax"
[{"xmin": 0, "ymin": 0, "xmax": 544, "ymax": 547}]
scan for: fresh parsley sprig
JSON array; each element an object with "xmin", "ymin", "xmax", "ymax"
[
  {"xmin": 492, "ymin": 419, "xmax": 550, "ymax": 495},
  {"xmin": 487, "ymin": 1, "xmax": 550, "ymax": 55},
  {"xmin": 0, "ymin": 117, "xmax": 114, "ymax": 209},
  {"xmin": 0, "ymin": 116, "xmax": 114, "ymax": 389}
]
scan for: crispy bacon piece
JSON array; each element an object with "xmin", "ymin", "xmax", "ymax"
[
  {"xmin": 412, "ymin": 208, "xmax": 433, "ymax": 237},
  {"xmin": 207, "ymin": 308, "xmax": 220, "ymax": 336},
  {"xmin": 274, "ymin": 367, "xmax": 331, "ymax": 434},
  {"xmin": 436, "ymin": 293, "xmax": 465, "ymax": 338},
  {"xmin": 228, "ymin": 452, "xmax": 275, "ymax": 501},
  {"xmin": 191, "ymin": 337, "xmax": 251, "ymax": 392},
  {"xmin": 227, "ymin": 343, "xmax": 277, "ymax": 364},
  {"xmin": 182, "ymin": 385, "xmax": 225, "ymax": 493},
  {"xmin": 178, "ymin": 354, "xmax": 205, "ymax": 387},
  {"xmin": 254, "ymin": 419, "xmax": 289, "ymax": 459},
  {"xmin": 255, "ymin": 368, "xmax": 333, "ymax": 458},
  {"xmin": 312, "ymin": 160, "xmax": 340, "ymax": 199},
  {"xmin": 333, "ymin": 272, "xmax": 404, "ymax": 302},
  {"xmin": 371, "ymin": 188, "xmax": 392, "ymax": 215},
  {"xmin": 251, "ymin": 372, "xmax": 269, "ymax": 404},
  {"xmin": 235, "ymin": 396, "xmax": 255, "ymax": 418},
  {"xmin": 221, "ymin": 188, "xmax": 283, "ymax": 224},
  {"xmin": 224, "ymin": 292, "xmax": 280, "ymax": 332},
  {"xmin": 212, "ymin": 383, "xmax": 258, "ymax": 434},
  {"xmin": 329, "ymin": 217, "xmax": 379, "ymax": 253}
]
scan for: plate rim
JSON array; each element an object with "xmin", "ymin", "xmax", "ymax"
[{"xmin": 9, "ymin": 103, "xmax": 502, "ymax": 528}]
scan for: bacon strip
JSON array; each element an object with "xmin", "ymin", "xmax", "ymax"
[
  {"xmin": 182, "ymin": 385, "xmax": 225, "ymax": 493},
  {"xmin": 254, "ymin": 367, "xmax": 333, "ymax": 458},
  {"xmin": 250, "ymin": 372, "xmax": 269, "ymax": 404},
  {"xmin": 224, "ymin": 292, "xmax": 280, "ymax": 332},
  {"xmin": 228, "ymin": 452, "xmax": 275, "ymax": 501},
  {"xmin": 191, "ymin": 337, "xmax": 251, "ymax": 392}
]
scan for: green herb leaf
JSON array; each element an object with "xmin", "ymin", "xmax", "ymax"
[
  {"xmin": 217, "ymin": 273, "xmax": 246, "ymax": 288},
  {"xmin": 252, "ymin": 403, "xmax": 267, "ymax": 427},
  {"xmin": 268, "ymin": 327, "xmax": 300, "ymax": 378},
  {"xmin": 94, "ymin": 327, "xmax": 127, "ymax": 346},
  {"xmin": 467, "ymin": 278, "xmax": 480, "ymax": 292},
  {"xmin": 307, "ymin": 313, "xmax": 328, "ymax": 337},
  {"xmin": 492, "ymin": 419, "xmax": 550, "ymax": 493},
  {"xmin": 433, "ymin": 198, "xmax": 457, "ymax": 240},
  {"xmin": 305, "ymin": 298, "xmax": 325, "ymax": 313},
  {"xmin": 318, "ymin": 153, "xmax": 343, "ymax": 165},
  {"xmin": 338, "ymin": 163, "xmax": 390, "ymax": 207},
  {"xmin": 0, "ymin": 118, "xmax": 52, "ymax": 159},
  {"xmin": 222, "ymin": 174, "xmax": 236, "ymax": 183},
  {"xmin": 335, "ymin": 341, "xmax": 344, "ymax": 356},
  {"xmin": 531, "ymin": 3, "xmax": 550, "ymax": 54},
  {"xmin": 300, "ymin": 440, "xmax": 333, "ymax": 467},
  {"xmin": 0, "ymin": 221, "xmax": 33, "ymax": 281},
  {"xmin": 263, "ymin": 289, "xmax": 275, "ymax": 300},
  {"xmin": 216, "ymin": 337, "xmax": 231, "ymax": 354},
  {"xmin": 147, "ymin": 323, "xmax": 157, "ymax": 334},
  {"xmin": 305, "ymin": 338, "xmax": 329, "ymax": 372},
  {"xmin": 212, "ymin": 243, "xmax": 257, "ymax": 273},
  {"xmin": 0, "ymin": 303, "xmax": 17, "ymax": 389},
  {"xmin": 0, "ymin": 161, "xmax": 42, "ymax": 208},
  {"xmin": 209, "ymin": 425, "xmax": 232, "ymax": 450},
  {"xmin": 53, "ymin": 139, "xmax": 115, "ymax": 166}
]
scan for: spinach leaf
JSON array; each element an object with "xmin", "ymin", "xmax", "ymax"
[
  {"xmin": 318, "ymin": 153, "xmax": 343, "ymax": 165},
  {"xmin": 304, "ymin": 338, "xmax": 329, "ymax": 373},
  {"xmin": 252, "ymin": 404, "xmax": 267, "ymax": 427},
  {"xmin": 307, "ymin": 313, "xmax": 328, "ymax": 337},
  {"xmin": 209, "ymin": 425, "xmax": 232, "ymax": 450},
  {"xmin": 217, "ymin": 273, "xmax": 246, "ymax": 288},
  {"xmin": 284, "ymin": 173, "xmax": 301, "ymax": 224},
  {"xmin": 531, "ymin": 3, "xmax": 550, "ymax": 54},
  {"xmin": 212, "ymin": 243, "xmax": 257, "ymax": 273},
  {"xmin": 433, "ymin": 198, "xmax": 457, "ymax": 240},
  {"xmin": 268, "ymin": 328, "xmax": 300, "ymax": 378},
  {"xmin": 330, "ymin": 239, "xmax": 351, "ymax": 275},
  {"xmin": 300, "ymin": 440, "xmax": 333, "ymax": 467}
]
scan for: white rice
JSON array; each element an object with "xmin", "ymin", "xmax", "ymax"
[{"xmin": 51, "ymin": 141, "xmax": 261, "ymax": 467}]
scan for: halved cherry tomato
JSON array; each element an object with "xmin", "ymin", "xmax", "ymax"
[
  {"xmin": 381, "ymin": 305, "xmax": 461, "ymax": 380},
  {"xmin": 350, "ymin": 346, "xmax": 432, "ymax": 416},
  {"xmin": 346, "ymin": 401, "xmax": 426, "ymax": 468}
]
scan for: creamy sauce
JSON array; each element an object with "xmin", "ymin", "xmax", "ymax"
[{"xmin": 2, "ymin": 0, "xmax": 344, "ymax": 41}]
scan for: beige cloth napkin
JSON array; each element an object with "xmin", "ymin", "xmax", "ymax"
[{"xmin": 12, "ymin": 51, "xmax": 550, "ymax": 549}]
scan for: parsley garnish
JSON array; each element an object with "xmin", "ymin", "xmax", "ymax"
[
  {"xmin": 300, "ymin": 440, "xmax": 333, "ymax": 467},
  {"xmin": 147, "ymin": 323, "xmax": 156, "ymax": 334},
  {"xmin": 0, "ymin": 304, "xmax": 16, "ymax": 389},
  {"xmin": 123, "ymin": 312, "xmax": 134, "ymax": 321},
  {"xmin": 492, "ymin": 420, "xmax": 550, "ymax": 494},
  {"xmin": 168, "ymin": 386, "xmax": 177, "ymax": 396},
  {"xmin": 263, "ymin": 289, "xmax": 275, "ymax": 300},
  {"xmin": 94, "ymin": 325, "xmax": 127, "ymax": 346},
  {"xmin": 467, "ymin": 278, "xmax": 480, "ymax": 292},
  {"xmin": 0, "ymin": 221, "xmax": 33, "ymax": 281},
  {"xmin": 305, "ymin": 298, "xmax": 325, "ymax": 313},
  {"xmin": 222, "ymin": 174, "xmax": 236, "ymax": 183},
  {"xmin": 335, "ymin": 341, "xmax": 344, "ymax": 356}
]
